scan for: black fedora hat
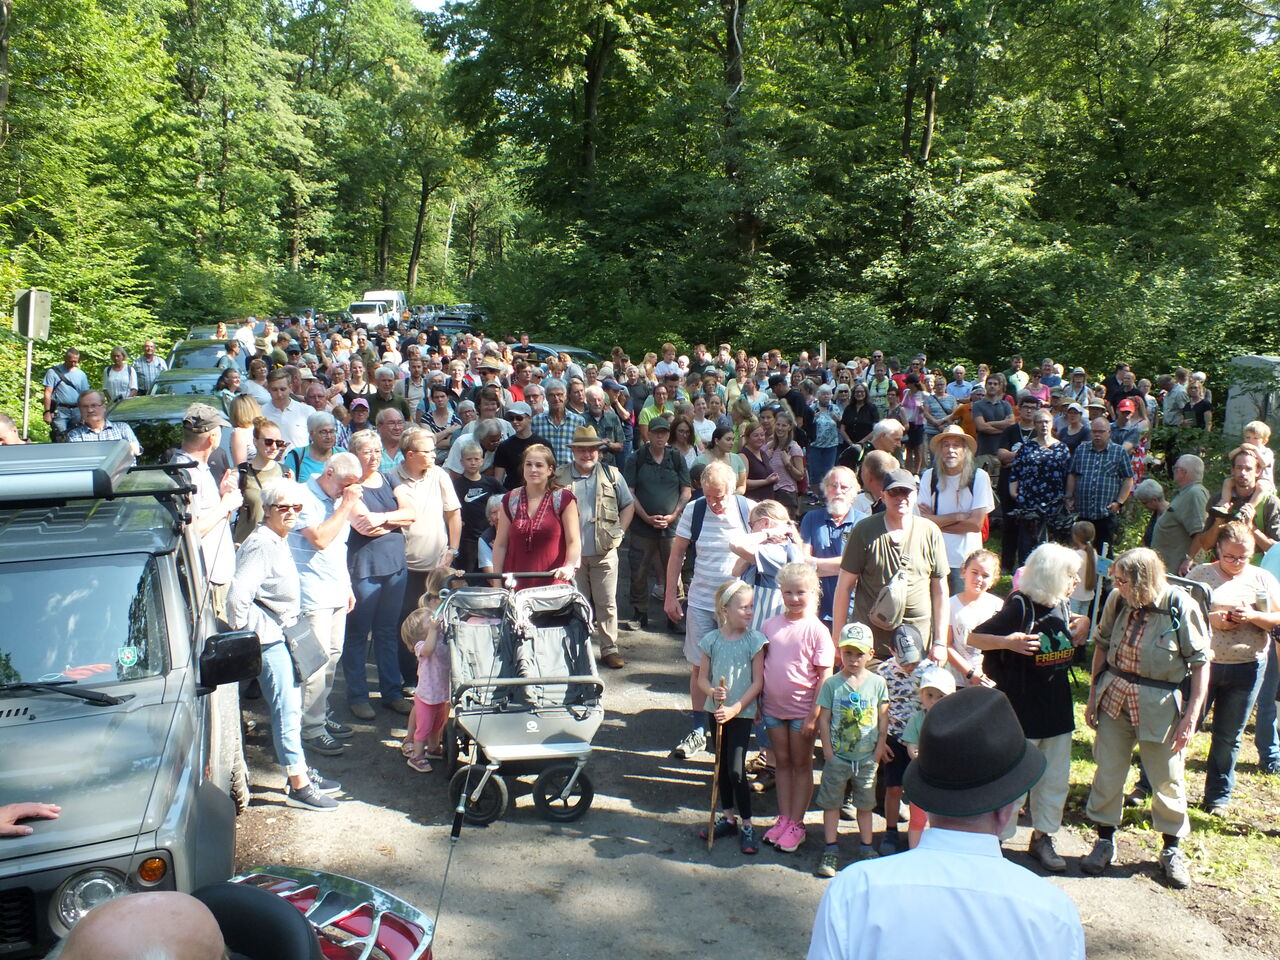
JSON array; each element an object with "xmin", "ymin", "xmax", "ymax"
[{"xmin": 902, "ymin": 686, "xmax": 1046, "ymax": 817}]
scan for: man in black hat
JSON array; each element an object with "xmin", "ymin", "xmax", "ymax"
[{"xmin": 808, "ymin": 686, "xmax": 1084, "ymax": 960}]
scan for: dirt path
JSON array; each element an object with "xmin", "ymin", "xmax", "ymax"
[{"xmin": 235, "ymin": 621, "xmax": 1270, "ymax": 959}]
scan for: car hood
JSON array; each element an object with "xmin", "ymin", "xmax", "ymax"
[{"xmin": 0, "ymin": 685, "xmax": 179, "ymax": 863}]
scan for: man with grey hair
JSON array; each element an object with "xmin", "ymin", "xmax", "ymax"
[
  {"xmin": 369, "ymin": 365, "xmax": 411, "ymax": 423},
  {"xmin": 290, "ymin": 451, "xmax": 364, "ymax": 756},
  {"xmin": 65, "ymin": 390, "xmax": 142, "ymax": 462},
  {"xmin": 532, "ymin": 377, "xmax": 586, "ymax": 466},
  {"xmin": 448, "ymin": 419, "xmax": 505, "ymax": 477},
  {"xmin": 868, "ymin": 419, "xmax": 904, "ymax": 455},
  {"xmin": 376, "ymin": 407, "xmax": 406, "ymax": 470},
  {"xmin": 945, "ymin": 365, "xmax": 974, "ymax": 401},
  {"xmin": 583, "ymin": 384, "xmax": 625, "ymax": 466},
  {"xmin": 1064, "ymin": 418, "xmax": 1134, "ymax": 553},
  {"xmin": 1150, "ymin": 457, "xmax": 1207, "ymax": 572}
]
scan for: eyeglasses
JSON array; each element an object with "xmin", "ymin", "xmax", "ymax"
[
  {"xmin": 272, "ymin": 503, "xmax": 303, "ymax": 513},
  {"xmin": 261, "ymin": 438, "xmax": 288, "ymax": 449},
  {"xmin": 1219, "ymin": 552, "xmax": 1251, "ymax": 564}
]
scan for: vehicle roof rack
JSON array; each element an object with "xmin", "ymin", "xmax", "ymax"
[{"xmin": 0, "ymin": 441, "xmax": 194, "ymax": 507}]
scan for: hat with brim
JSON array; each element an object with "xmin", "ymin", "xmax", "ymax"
[
  {"xmin": 182, "ymin": 402, "xmax": 230, "ymax": 433},
  {"xmin": 928, "ymin": 424, "xmax": 976, "ymax": 455},
  {"xmin": 1086, "ymin": 400, "xmax": 1107, "ymax": 412},
  {"xmin": 647, "ymin": 416, "xmax": 671, "ymax": 433},
  {"xmin": 601, "ymin": 378, "xmax": 624, "ymax": 392},
  {"xmin": 479, "ymin": 359, "xmax": 503, "ymax": 372},
  {"xmin": 883, "ymin": 468, "xmax": 917, "ymax": 492},
  {"xmin": 569, "ymin": 425, "xmax": 604, "ymax": 448},
  {"xmin": 350, "ymin": 397, "xmax": 370, "ymax": 410},
  {"xmin": 902, "ymin": 686, "xmax": 1047, "ymax": 817}
]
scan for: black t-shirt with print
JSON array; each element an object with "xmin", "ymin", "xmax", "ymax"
[{"xmin": 974, "ymin": 591, "xmax": 1076, "ymax": 739}]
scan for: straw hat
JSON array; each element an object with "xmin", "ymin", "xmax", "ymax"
[{"xmin": 929, "ymin": 424, "xmax": 977, "ymax": 455}]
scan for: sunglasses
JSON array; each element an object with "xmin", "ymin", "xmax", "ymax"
[
  {"xmin": 272, "ymin": 503, "xmax": 304, "ymax": 513},
  {"xmin": 261, "ymin": 438, "xmax": 288, "ymax": 449},
  {"xmin": 884, "ymin": 488, "xmax": 914, "ymax": 499}
]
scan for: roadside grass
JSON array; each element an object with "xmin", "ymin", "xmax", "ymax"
[{"xmin": 1059, "ymin": 679, "xmax": 1280, "ymax": 952}]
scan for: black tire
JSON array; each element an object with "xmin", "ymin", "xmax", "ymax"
[
  {"xmin": 448, "ymin": 765, "xmax": 509, "ymax": 825},
  {"xmin": 531, "ymin": 764, "xmax": 594, "ymax": 822},
  {"xmin": 229, "ymin": 746, "xmax": 251, "ymax": 814}
]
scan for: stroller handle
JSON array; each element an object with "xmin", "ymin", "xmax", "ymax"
[
  {"xmin": 455, "ymin": 676, "xmax": 605, "ymax": 696},
  {"xmin": 447, "ymin": 571, "xmax": 565, "ymax": 584}
]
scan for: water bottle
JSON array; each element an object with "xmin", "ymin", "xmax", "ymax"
[{"xmin": 1256, "ymin": 588, "xmax": 1270, "ymax": 614}]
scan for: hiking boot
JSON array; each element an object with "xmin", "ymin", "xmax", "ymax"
[
  {"xmin": 699, "ymin": 815, "xmax": 739, "ymax": 841},
  {"xmin": 751, "ymin": 767, "xmax": 776, "ymax": 793},
  {"xmin": 878, "ymin": 832, "xmax": 900, "ymax": 857},
  {"xmin": 670, "ymin": 729, "xmax": 706, "ymax": 759},
  {"xmin": 304, "ymin": 731, "xmax": 345, "ymax": 757},
  {"xmin": 349, "ymin": 700, "xmax": 375, "ymax": 721},
  {"xmin": 286, "ymin": 782, "xmax": 339, "ymax": 811},
  {"xmin": 1159, "ymin": 846, "xmax": 1192, "ymax": 889},
  {"xmin": 1030, "ymin": 832, "xmax": 1067, "ymax": 873},
  {"xmin": 602, "ymin": 652, "xmax": 626, "ymax": 669},
  {"xmin": 1203, "ymin": 801, "xmax": 1229, "ymax": 819},
  {"xmin": 739, "ymin": 824, "xmax": 759, "ymax": 855},
  {"xmin": 382, "ymin": 697, "xmax": 411, "ymax": 715},
  {"xmin": 815, "ymin": 851, "xmax": 839, "ymax": 878},
  {"xmin": 326, "ymin": 716, "xmax": 355, "ymax": 740},
  {"xmin": 1080, "ymin": 838, "xmax": 1116, "ymax": 875}
]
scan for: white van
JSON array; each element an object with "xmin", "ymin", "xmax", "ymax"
[
  {"xmin": 363, "ymin": 289, "xmax": 407, "ymax": 319},
  {"xmin": 348, "ymin": 301, "xmax": 389, "ymax": 328}
]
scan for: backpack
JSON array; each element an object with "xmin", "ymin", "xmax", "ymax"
[{"xmin": 686, "ymin": 494, "xmax": 752, "ymax": 570}]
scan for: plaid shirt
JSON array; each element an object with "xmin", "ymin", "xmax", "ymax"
[
  {"xmin": 1069, "ymin": 441, "xmax": 1133, "ymax": 520},
  {"xmin": 531, "ymin": 409, "xmax": 586, "ymax": 466},
  {"xmin": 1098, "ymin": 608, "xmax": 1149, "ymax": 725},
  {"xmin": 133, "ymin": 356, "xmax": 168, "ymax": 393},
  {"xmin": 65, "ymin": 420, "xmax": 140, "ymax": 463}
]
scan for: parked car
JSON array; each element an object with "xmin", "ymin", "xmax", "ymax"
[
  {"xmin": 523, "ymin": 342, "xmax": 603, "ymax": 367},
  {"xmin": 169, "ymin": 341, "xmax": 228, "ymax": 371},
  {"xmin": 108, "ymin": 394, "xmax": 232, "ymax": 464},
  {"xmin": 0, "ymin": 441, "xmax": 258, "ymax": 958},
  {"xmin": 149, "ymin": 368, "xmax": 224, "ymax": 398}
]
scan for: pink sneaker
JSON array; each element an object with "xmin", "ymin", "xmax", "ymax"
[
  {"xmin": 763, "ymin": 817, "xmax": 791, "ymax": 846},
  {"xmin": 777, "ymin": 819, "xmax": 807, "ymax": 853}
]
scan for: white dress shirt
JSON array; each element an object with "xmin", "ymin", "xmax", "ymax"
[
  {"xmin": 261, "ymin": 398, "xmax": 312, "ymax": 449},
  {"xmin": 808, "ymin": 828, "xmax": 1084, "ymax": 960}
]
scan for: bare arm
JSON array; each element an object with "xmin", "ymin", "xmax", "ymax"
[
  {"xmin": 930, "ymin": 575, "xmax": 949, "ymax": 661},
  {"xmin": 492, "ymin": 508, "xmax": 510, "ymax": 575},
  {"xmin": 663, "ymin": 537, "xmax": 690, "ymax": 623},
  {"xmin": 830, "ymin": 569, "xmax": 858, "ymax": 638},
  {"xmin": 300, "ymin": 484, "xmax": 362, "ymax": 550}
]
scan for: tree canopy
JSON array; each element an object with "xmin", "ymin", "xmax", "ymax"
[{"xmin": 2, "ymin": 0, "xmax": 1279, "ymax": 418}]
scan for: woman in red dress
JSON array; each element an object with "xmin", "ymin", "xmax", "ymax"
[{"xmin": 493, "ymin": 444, "xmax": 581, "ymax": 589}]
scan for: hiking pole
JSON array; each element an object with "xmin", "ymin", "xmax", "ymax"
[{"xmin": 708, "ymin": 676, "xmax": 727, "ymax": 852}]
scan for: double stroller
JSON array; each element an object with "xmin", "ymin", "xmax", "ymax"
[{"xmin": 439, "ymin": 575, "xmax": 605, "ymax": 824}]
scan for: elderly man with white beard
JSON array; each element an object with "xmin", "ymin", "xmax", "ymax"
[{"xmin": 800, "ymin": 466, "xmax": 868, "ymax": 631}]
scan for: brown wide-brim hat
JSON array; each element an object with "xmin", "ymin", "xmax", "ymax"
[
  {"xmin": 928, "ymin": 424, "xmax": 977, "ymax": 455},
  {"xmin": 569, "ymin": 425, "xmax": 604, "ymax": 448},
  {"xmin": 903, "ymin": 686, "xmax": 1046, "ymax": 817}
]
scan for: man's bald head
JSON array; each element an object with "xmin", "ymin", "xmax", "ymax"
[{"xmin": 54, "ymin": 892, "xmax": 227, "ymax": 960}]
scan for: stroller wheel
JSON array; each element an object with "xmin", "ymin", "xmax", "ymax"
[
  {"xmin": 443, "ymin": 718, "xmax": 466, "ymax": 775},
  {"xmin": 449, "ymin": 765, "xmax": 509, "ymax": 825},
  {"xmin": 532, "ymin": 763, "xmax": 594, "ymax": 822}
]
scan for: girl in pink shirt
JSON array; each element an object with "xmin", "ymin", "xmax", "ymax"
[{"xmin": 760, "ymin": 563, "xmax": 835, "ymax": 854}]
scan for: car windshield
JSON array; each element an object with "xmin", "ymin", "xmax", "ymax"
[{"xmin": 0, "ymin": 554, "xmax": 168, "ymax": 686}]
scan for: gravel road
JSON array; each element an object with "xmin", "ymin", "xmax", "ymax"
[{"xmin": 235, "ymin": 616, "xmax": 1270, "ymax": 959}]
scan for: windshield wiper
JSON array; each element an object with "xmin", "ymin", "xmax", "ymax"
[{"xmin": 0, "ymin": 680, "xmax": 126, "ymax": 706}]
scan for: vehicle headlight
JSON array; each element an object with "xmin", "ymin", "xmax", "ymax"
[{"xmin": 56, "ymin": 869, "xmax": 128, "ymax": 927}]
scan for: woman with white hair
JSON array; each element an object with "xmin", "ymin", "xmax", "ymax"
[
  {"xmin": 968, "ymin": 542, "xmax": 1090, "ymax": 873},
  {"xmin": 227, "ymin": 477, "xmax": 340, "ymax": 811},
  {"xmin": 283, "ymin": 411, "xmax": 344, "ymax": 483},
  {"xmin": 1133, "ymin": 478, "xmax": 1167, "ymax": 550},
  {"xmin": 808, "ymin": 384, "xmax": 841, "ymax": 495}
]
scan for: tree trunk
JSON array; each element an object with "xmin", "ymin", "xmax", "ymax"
[
  {"xmin": 919, "ymin": 73, "xmax": 937, "ymax": 164},
  {"xmin": 580, "ymin": 17, "xmax": 616, "ymax": 185},
  {"xmin": 406, "ymin": 172, "xmax": 442, "ymax": 297},
  {"xmin": 441, "ymin": 197, "xmax": 456, "ymax": 279},
  {"xmin": 465, "ymin": 199, "xmax": 481, "ymax": 283},
  {"xmin": 722, "ymin": 0, "xmax": 758, "ymax": 256},
  {"xmin": 0, "ymin": 0, "xmax": 12, "ymax": 150},
  {"xmin": 376, "ymin": 191, "xmax": 392, "ymax": 280}
]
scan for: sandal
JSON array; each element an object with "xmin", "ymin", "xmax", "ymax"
[
  {"xmin": 399, "ymin": 741, "xmax": 414, "ymax": 758},
  {"xmin": 406, "ymin": 756, "xmax": 432, "ymax": 773}
]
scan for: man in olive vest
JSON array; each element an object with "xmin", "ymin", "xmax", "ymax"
[{"xmin": 559, "ymin": 426, "xmax": 635, "ymax": 668}]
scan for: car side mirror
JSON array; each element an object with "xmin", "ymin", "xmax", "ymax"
[{"xmin": 198, "ymin": 630, "xmax": 261, "ymax": 695}]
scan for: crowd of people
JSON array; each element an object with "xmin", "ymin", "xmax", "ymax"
[{"xmin": 4, "ymin": 309, "xmax": 1278, "ymax": 948}]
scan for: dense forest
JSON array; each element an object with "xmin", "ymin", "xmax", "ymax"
[{"xmin": 2, "ymin": 0, "xmax": 1279, "ymax": 410}]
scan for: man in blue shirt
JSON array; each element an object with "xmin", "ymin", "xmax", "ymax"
[
  {"xmin": 42, "ymin": 348, "xmax": 91, "ymax": 440},
  {"xmin": 1065, "ymin": 418, "xmax": 1134, "ymax": 552},
  {"xmin": 801, "ymin": 466, "xmax": 863, "ymax": 629}
]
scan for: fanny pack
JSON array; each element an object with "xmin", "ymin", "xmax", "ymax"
[{"xmin": 869, "ymin": 520, "xmax": 915, "ymax": 631}]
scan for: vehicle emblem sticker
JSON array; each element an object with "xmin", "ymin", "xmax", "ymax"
[{"xmin": 118, "ymin": 646, "xmax": 139, "ymax": 668}]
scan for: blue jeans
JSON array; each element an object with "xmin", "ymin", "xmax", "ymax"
[
  {"xmin": 259, "ymin": 641, "xmax": 305, "ymax": 776},
  {"xmin": 1255, "ymin": 641, "xmax": 1280, "ymax": 769},
  {"xmin": 806, "ymin": 445, "xmax": 837, "ymax": 491},
  {"xmin": 1204, "ymin": 658, "xmax": 1267, "ymax": 807},
  {"xmin": 343, "ymin": 569, "xmax": 409, "ymax": 704}
]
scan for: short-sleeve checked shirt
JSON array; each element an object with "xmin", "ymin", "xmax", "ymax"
[
  {"xmin": 65, "ymin": 419, "xmax": 140, "ymax": 459},
  {"xmin": 1098, "ymin": 608, "xmax": 1149, "ymax": 725},
  {"xmin": 1069, "ymin": 441, "xmax": 1134, "ymax": 520},
  {"xmin": 531, "ymin": 409, "xmax": 586, "ymax": 466}
]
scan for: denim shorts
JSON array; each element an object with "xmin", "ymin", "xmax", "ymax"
[{"xmin": 762, "ymin": 714, "xmax": 805, "ymax": 732}]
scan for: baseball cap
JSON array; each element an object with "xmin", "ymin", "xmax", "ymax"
[
  {"xmin": 1117, "ymin": 398, "xmax": 1137, "ymax": 413},
  {"xmin": 350, "ymin": 397, "xmax": 370, "ymax": 410},
  {"xmin": 648, "ymin": 416, "xmax": 670, "ymax": 433},
  {"xmin": 506, "ymin": 401, "xmax": 532, "ymax": 418},
  {"xmin": 883, "ymin": 468, "xmax": 918, "ymax": 492},
  {"xmin": 601, "ymin": 378, "xmax": 624, "ymax": 392},
  {"xmin": 1066, "ymin": 402, "xmax": 1085, "ymax": 414},
  {"xmin": 839, "ymin": 623, "xmax": 874, "ymax": 652},
  {"xmin": 182, "ymin": 402, "xmax": 230, "ymax": 434},
  {"xmin": 919, "ymin": 666, "xmax": 957, "ymax": 696},
  {"xmin": 892, "ymin": 623, "xmax": 924, "ymax": 665}
]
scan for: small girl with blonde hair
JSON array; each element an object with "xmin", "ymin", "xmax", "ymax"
[
  {"xmin": 695, "ymin": 579, "xmax": 767, "ymax": 855},
  {"xmin": 399, "ymin": 566, "xmax": 457, "ymax": 772},
  {"xmin": 1218, "ymin": 422, "xmax": 1274, "ymax": 514},
  {"xmin": 730, "ymin": 499, "xmax": 808, "ymax": 632},
  {"xmin": 760, "ymin": 563, "xmax": 835, "ymax": 854}
]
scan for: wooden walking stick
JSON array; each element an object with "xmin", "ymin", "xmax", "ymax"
[{"xmin": 707, "ymin": 675, "xmax": 727, "ymax": 852}]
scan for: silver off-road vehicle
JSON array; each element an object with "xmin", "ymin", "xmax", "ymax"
[{"xmin": 0, "ymin": 440, "xmax": 258, "ymax": 958}]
